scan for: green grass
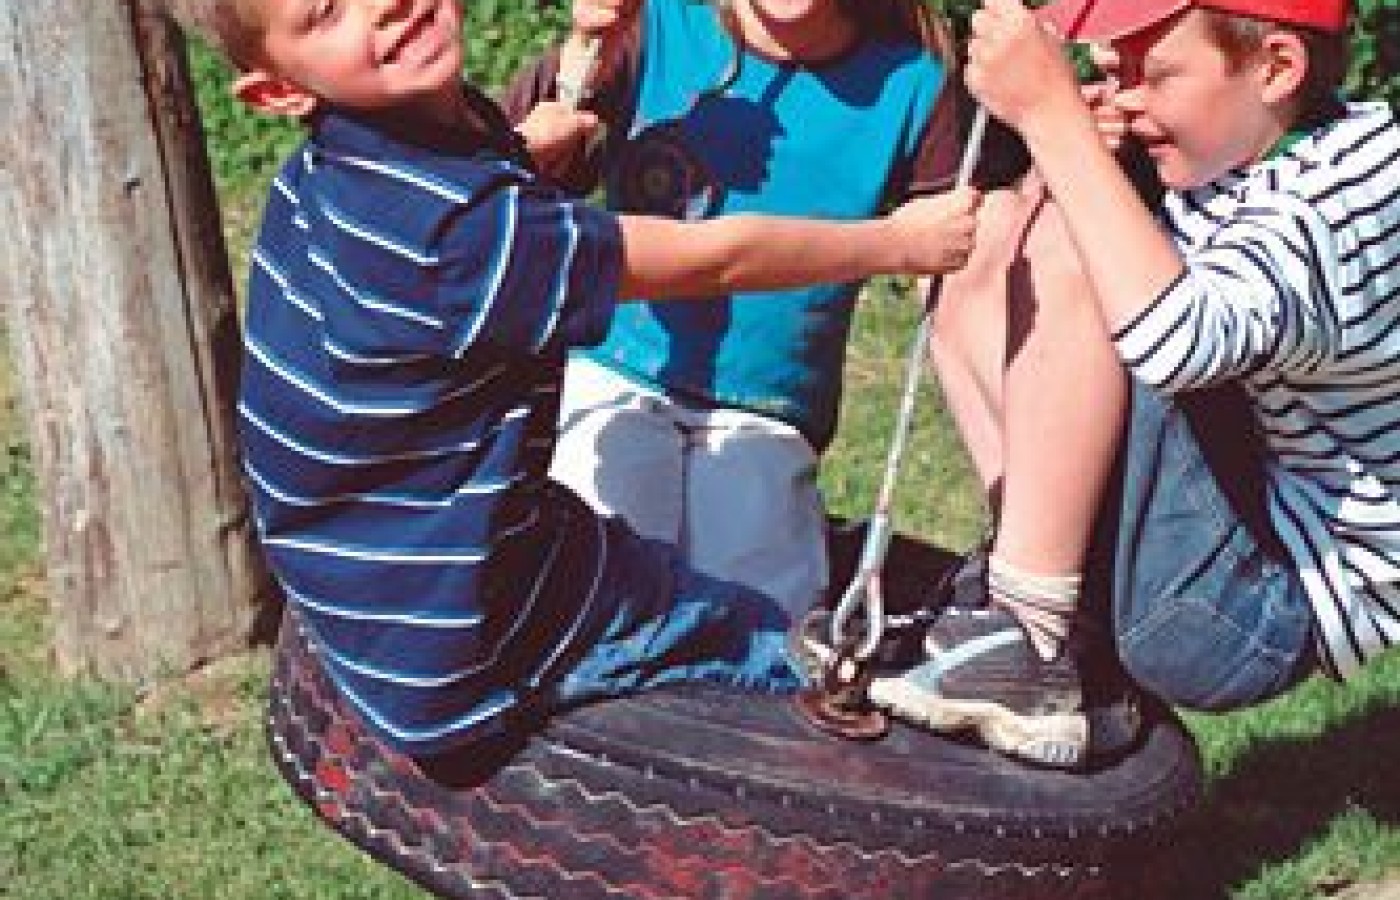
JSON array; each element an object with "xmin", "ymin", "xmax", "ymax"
[
  {"xmin": 823, "ymin": 279, "xmax": 987, "ymax": 550},
  {"xmin": 4, "ymin": 24, "xmax": 1400, "ymax": 900}
]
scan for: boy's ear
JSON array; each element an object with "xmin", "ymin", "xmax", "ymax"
[
  {"xmin": 233, "ymin": 70, "xmax": 319, "ymax": 118},
  {"xmin": 1256, "ymin": 30, "xmax": 1309, "ymax": 107}
]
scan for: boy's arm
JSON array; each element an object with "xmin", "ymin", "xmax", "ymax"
[
  {"xmin": 1112, "ymin": 196, "xmax": 1342, "ymax": 391},
  {"xmin": 965, "ymin": 1, "xmax": 1339, "ymax": 389},
  {"xmin": 964, "ymin": 0, "xmax": 1183, "ymax": 333},
  {"xmin": 430, "ymin": 181, "xmax": 974, "ymax": 359},
  {"xmin": 615, "ymin": 189, "xmax": 981, "ymax": 300}
]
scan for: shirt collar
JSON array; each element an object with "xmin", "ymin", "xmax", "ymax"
[
  {"xmin": 1178, "ymin": 100, "xmax": 1367, "ymax": 208},
  {"xmin": 311, "ymin": 80, "xmax": 533, "ymax": 169}
]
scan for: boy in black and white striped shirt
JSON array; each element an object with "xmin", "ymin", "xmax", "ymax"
[{"xmin": 852, "ymin": 0, "xmax": 1400, "ymax": 769}]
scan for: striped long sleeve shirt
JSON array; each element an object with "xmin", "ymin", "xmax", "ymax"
[
  {"xmin": 1113, "ymin": 101, "xmax": 1400, "ymax": 678},
  {"xmin": 238, "ymin": 93, "xmax": 625, "ymax": 755}
]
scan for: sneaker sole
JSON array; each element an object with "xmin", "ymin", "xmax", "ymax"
[{"xmin": 867, "ymin": 678, "xmax": 1089, "ymax": 769}]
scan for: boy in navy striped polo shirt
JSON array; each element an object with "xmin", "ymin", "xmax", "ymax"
[
  {"xmin": 211, "ymin": 0, "xmax": 980, "ymax": 759},
  {"xmin": 823, "ymin": 0, "xmax": 1400, "ymax": 770}
]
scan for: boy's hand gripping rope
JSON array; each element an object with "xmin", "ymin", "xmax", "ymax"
[
  {"xmin": 555, "ymin": 31, "xmax": 614, "ymax": 160},
  {"xmin": 555, "ymin": 33, "xmax": 601, "ymax": 110}
]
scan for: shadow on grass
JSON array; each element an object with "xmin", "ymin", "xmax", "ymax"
[{"xmin": 1173, "ymin": 700, "xmax": 1400, "ymax": 898}]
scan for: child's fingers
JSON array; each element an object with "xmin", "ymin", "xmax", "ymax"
[
  {"xmin": 941, "ymin": 186, "xmax": 984, "ymax": 216},
  {"xmin": 1081, "ymin": 83, "xmax": 1128, "ymax": 151},
  {"xmin": 568, "ymin": 109, "xmax": 601, "ymax": 134},
  {"xmin": 890, "ymin": 191, "xmax": 983, "ymax": 273},
  {"xmin": 965, "ymin": 0, "xmax": 1051, "ymax": 98},
  {"xmin": 1087, "ymin": 42, "xmax": 1121, "ymax": 76},
  {"xmin": 572, "ymin": 0, "xmax": 636, "ymax": 32},
  {"xmin": 1093, "ymin": 115, "xmax": 1128, "ymax": 152},
  {"xmin": 570, "ymin": 0, "xmax": 612, "ymax": 32},
  {"xmin": 980, "ymin": 0, "xmax": 1023, "ymax": 21},
  {"xmin": 967, "ymin": 6, "xmax": 995, "ymax": 43},
  {"xmin": 1081, "ymin": 81, "xmax": 1110, "ymax": 104}
]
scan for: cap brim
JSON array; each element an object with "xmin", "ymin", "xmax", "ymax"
[{"xmin": 1034, "ymin": 0, "xmax": 1192, "ymax": 40}]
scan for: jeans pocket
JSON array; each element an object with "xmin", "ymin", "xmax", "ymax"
[{"xmin": 1120, "ymin": 594, "xmax": 1300, "ymax": 711}]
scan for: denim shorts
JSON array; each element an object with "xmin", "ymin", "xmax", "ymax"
[
  {"xmin": 1103, "ymin": 380, "xmax": 1316, "ymax": 711},
  {"xmin": 550, "ymin": 516, "xmax": 806, "ymax": 710}
]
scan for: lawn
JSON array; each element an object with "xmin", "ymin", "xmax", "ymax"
[{"xmin": 5, "ymin": 19, "xmax": 1400, "ymax": 900}]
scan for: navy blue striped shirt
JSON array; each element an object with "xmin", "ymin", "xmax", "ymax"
[{"xmin": 238, "ymin": 92, "xmax": 623, "ymax": 754}]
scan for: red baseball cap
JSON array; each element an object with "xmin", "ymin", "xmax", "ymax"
[{"xmin": 1035, "ymin": 0, "xmax": 1350, "ymax": 41}]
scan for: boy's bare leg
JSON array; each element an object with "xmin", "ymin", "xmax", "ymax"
[
  {"xmin": 932, "ymin": 175, "xmax": 1127, "ymax": 559},
  {"xmin": 874, "ymin": 179, "xmax": 1132, "ymax": 767},
  {"xmin": 928, "ymin": 188, "xmax": 1019, "ymax": 502},
  {"xmin": 994, "ymin": 179, "xmax": 1128, "ymax": 577},
  {"xmin": 800, "ymin": 179, "xmax": 1131, "ymax": 767}
]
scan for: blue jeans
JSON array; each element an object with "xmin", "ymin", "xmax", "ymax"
[
  {"xmin": 1106, "ymin": 381, "xmax": 1315, "ymax": 711},
  {"xmin": 552, "ymin": 517, "xmax": 805, "ymax": 709}
]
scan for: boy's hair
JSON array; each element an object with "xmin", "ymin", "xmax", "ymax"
[
  {"xmin": 209, "ymin": 0, "xmax": 266, "ymax": 71},
  {"xmin": 1201, "ymin": 10, "xmax": 1349, "ymax": 126}
]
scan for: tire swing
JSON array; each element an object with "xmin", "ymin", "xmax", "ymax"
[
  {"xmin": 264, "ymin": 19, "xmax": 1206, "ymax": 898},
  {"xmin": 268, "ymin": 530, "xmax": 1204, "ymax": 900}
]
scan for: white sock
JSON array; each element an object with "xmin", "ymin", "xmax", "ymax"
[{"xmin": 987, "ymin": 555, "xmax": 1080, "ymax": 662}]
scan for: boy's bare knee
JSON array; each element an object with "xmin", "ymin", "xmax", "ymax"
[
  {"xmin": 1022, "ymin": 202, "xmax": 1081, "ymax": 273},
  {"xmin": 1007, "ymin": 198, "xmax": 1098, "ymax": 316},
  {"xmin": 943, "ymin": 188, "xmax": 1027, "ymax": 296}
]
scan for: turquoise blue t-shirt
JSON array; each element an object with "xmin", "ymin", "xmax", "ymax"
[{"xmin": 583, "ymin": 0, "xmax": 950, "ymax": 449}]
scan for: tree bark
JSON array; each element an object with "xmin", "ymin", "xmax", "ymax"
[{"xmin": 0, "ymin": 0, "xmax": 272, "ymax": 681}]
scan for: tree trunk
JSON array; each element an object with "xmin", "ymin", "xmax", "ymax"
[{"xmin": 0, "ymin": 0, "xmax": 272, "ymax": 681}]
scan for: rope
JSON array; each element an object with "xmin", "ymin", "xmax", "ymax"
[
  {"xmin": 827, "ymin": 106, "xmax": 990, "ymax": 660},
  {"xmin": 555, "ymin": 33, "xmax": 601, "ymax": 111}
]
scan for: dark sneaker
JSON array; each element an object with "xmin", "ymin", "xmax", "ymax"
[
  {"xmin": 897, "ymin": 605, "xmax": 1088, "ymax": 767},
  {"xmin": 794, "ymin": 604, "xmax": 1089, "ymax": 768}
]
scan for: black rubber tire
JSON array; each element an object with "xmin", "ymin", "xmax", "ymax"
[{"xmin": 269, "ymin": 615, "xmax": 1203, "ymax": 899}]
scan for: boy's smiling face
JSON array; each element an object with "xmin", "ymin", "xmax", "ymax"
[
  {"xmin": 1108, "ymin": 9, "xmax": 1295, "ymax": 190},
  {"xmin": 235, "ymin": 0, "xmax": 464, "ymax": 119}
]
